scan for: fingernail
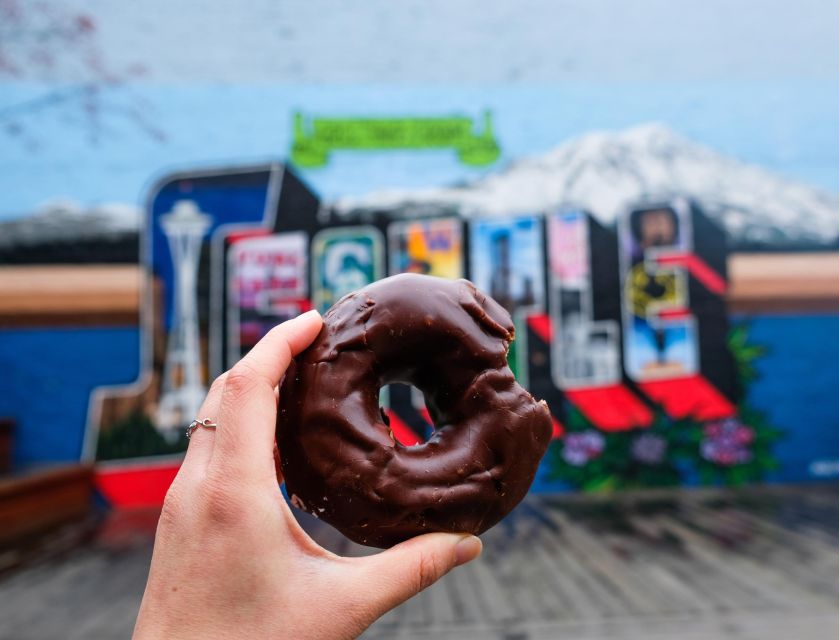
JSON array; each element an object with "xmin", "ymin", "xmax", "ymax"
[
  {"xmin": 454, "ymin": 535, "xmax": 482, "ymax": 566},
  {"xmin": 298, "ymin": 309, "xmax": 321, "ymax": 320}
]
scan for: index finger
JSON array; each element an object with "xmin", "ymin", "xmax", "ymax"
[{"xmin": 212, "ymin": 310, "xmax": 323, "ymax": 475}]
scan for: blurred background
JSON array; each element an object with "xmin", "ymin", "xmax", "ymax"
[{"xmin": 1, "ymin": 1, "xmax": 839, "ymax": 638}]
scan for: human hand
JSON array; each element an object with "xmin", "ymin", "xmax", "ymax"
[{"xmin": 132, "ymin": 310, "xmax": 483, "ymax": 640}]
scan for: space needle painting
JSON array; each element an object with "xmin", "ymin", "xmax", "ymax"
[{"xmin": 156, "ymin": 200, "xmax": 213, "ymax": 440}]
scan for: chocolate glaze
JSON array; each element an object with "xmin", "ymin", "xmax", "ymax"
[{"xmin": 277, "ymin": 273, "xmax": 552, "ymax": 548}]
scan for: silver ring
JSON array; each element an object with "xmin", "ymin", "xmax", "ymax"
[{"xmin": 186, "ymin": 418, "xmax": 218, "ymax": 439}]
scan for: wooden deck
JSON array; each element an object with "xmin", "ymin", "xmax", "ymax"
[
  {"xmin": 3, "ymin": 486, "xmax": 839, "ymax": 639},
  {"xmin": 0, "ymin": 464, "xmax": 94, "ymax": 548}
]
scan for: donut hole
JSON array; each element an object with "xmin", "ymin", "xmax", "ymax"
[
  {"xmin": 492, "ymin": 477, "xmax": 506, "ymax": 496},
  {"xmin": 378, "ymin": 383, "xmax": 435, "ymax": 446}
]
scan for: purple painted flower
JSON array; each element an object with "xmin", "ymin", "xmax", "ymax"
[
  {"xmin": 700, "ymin": 418, "xmax": 754, "ymax": 466},
  {"xmin": 631, "ymin": 433, "xmax": 667, "ymax": 465},
  {"xmin": 562, "ymin": 431, "xmax": 605, "ymax": 467}
]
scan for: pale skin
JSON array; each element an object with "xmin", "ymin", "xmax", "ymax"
[{"xmin": 132, "ymin": 310, "xmax": 483, "ymax": 640}]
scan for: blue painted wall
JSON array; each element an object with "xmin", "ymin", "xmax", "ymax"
[
  {"xmin": 0, "ymin": 326, "xmax": 140, "ymax": 469},
  {"xmin": 4, "ymin": 315, "xmax": 839, "ymax": 485}
]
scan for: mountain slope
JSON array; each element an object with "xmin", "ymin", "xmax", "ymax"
[
  {"xmin": 335, "ymin": 123, "xmax": 839, "ymax": 246},
  {"xmin": 0, "ymin": 200, "xmax": 141, "ymax": 263}
]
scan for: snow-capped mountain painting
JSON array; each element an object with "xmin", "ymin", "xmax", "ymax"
[
  {"xmin": 335, "ymin": 124, "xmax": 839, "ymax": 247},
  {"xmin": 0, "ymin": 200, "xmax": 141, "ymax": 246},
  {"xmin": 0, "ymin": 200, "xmax": 141, "ymax": 263},
  {"xmin": 4, "ymin": 124, "xmax": 839, "ymax": 256}
]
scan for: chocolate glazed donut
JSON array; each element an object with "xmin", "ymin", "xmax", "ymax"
[{"xmin": 277, "ymin": 273, "xmax": 553, "ymax": 548}]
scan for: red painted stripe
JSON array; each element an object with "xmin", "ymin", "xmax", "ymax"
[
  {"xmin": 383, "ymin": 409, "xmax": 423, "ymax": 446},
  {"xmin": 95, "ymin": 461, "xmax": 181, "ymax": 508},
  {"xmin": 565, "ymin": 384, "xmax": 654, "ymax": 431},
  {"xmin": 417, "ymin": 406, "xmax": 434, "ymax": 428},
  {"xmin": 226, "ymin": 228, "xmax": 270, "ymax": 243},
  {"xmin": 657, "ymin": 308, "xmax": 691, "ymax": 320},
  {"xmin": 551, "ymin": 417, "xmax": 565, "ymax": 439},
  {"xmin": 656, "ymin": 252, "xmax": 727, "ymax": 295},
  {"xmin": 639, "ymin": 374, "xmax": 735, "ymax": 421},
  {"xmin": 527, "ymin": 314, "xmax": 552, "ymax": 343}
]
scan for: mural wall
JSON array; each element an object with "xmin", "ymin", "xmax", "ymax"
[
  {"xmin": 2, "ymin": 1, "xmax": 839, "ymax": 504},
  {"xmin": 88, "ymin": 137, "xmax": 837, "ymax": 500}
]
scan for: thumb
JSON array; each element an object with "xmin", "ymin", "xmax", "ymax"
[{"xmin": 355, "ymin": 533, "xmax": 482, "ymax": 615}]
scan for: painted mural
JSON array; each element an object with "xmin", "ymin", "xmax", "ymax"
[
  {"xmin": 86, "ymin": 147, "xmax": 824, "ymax": 500},
  {"xmin": 2, "ymin": 1, "xmax": 839, "ymax": 506}
]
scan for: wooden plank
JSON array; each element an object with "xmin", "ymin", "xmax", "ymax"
[
  {"xmin": 539, "ymin": 505, "xmax": 666, "ymax": 616},
  {"xmin": 0, "ymin": 465, "xmax": 94, "ymax": 547},
  {"xmin": 0, "ymin": 265, "xmax": 143, "ymax": 327},
  {"xmin": 467, "ymin": 547, "xmax": 521, "ymax": 624},
  {"xmin": 443, "ymin": 555, "xmax": 494, "ymax": 624},
  {"xmin": 626, "ymin": 513, "xmax": 767, "ymax": 613},
  {"xmin": 479, "ymin": 512, "xmax": 556, "ymax": 622},
  {"xmin": 439, "ymin": 560, "xmax": 479, "ymax": 625},
  {"xmin": 527, "ymin": 536, "xmax": 595, "ymax": 620},
  {"xmin": 777, "ymin": 493, "xmax": 839, "ymax": 547},
  {"xmin": 0, "ymin": 418, "xmax": 13, "ymax": 475},
  {"xmin": 8, "ymin": 485, "xmax": 839, "ymax": 639},
  {"xmin": 421, "ymin": 569, "xmax": 464, "ymax": 629},
  {"xmin": 654, "ymin": 514, "xmax": 809, "ymax": 610},
  {"xmin": 399, "ymin": 580, "xmax": 432, "ymax": 628},
  {"xmin": 364, "ymin": 611, "xmax": 839, "ymax": 640},
  {"xmin": 616, "ymin": 515, "xmax": 716, "ymax": 615},
  {"xmin": 598, "ymin": 531, "xmax": 703, "ymax": 615},
  {"xmin": 1, "ymin": 252, "xmax": 836, "ymax": 330},
  {"xmin": 518, "ymin": 541, "xmax": 573, "ymax": 621},
  {"xmin": 682, "ymin": 501, "xmax": 839, "ymax": 605},
  {"xmin": 528, "ymin": 509, "xmax": 633, "ymax": 618},
  {"xmin": 687, "ymin": 498, "xmax": 839, "ymax": 566},
  {"xmin": 727, "ymin": 252, "xmax": 839, "ymax": 313},
  {"xmin": 514, "ymin": 500, "xmax": 623, "ymax": 620}
]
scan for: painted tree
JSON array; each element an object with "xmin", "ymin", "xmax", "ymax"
[{"xmin": 0, "ymin": 0, "xmax": 164, "ymax": 148}]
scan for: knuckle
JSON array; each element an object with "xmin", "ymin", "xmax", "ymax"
[
  {"xmin": 158, "ymin": 484, "xmax": 185, "ymax": 532},
  {"xmin": 200, "ymin": 472, "xmax": 246, "ymax": 526},
  {"xmin": 414, "ymin": 551, "xmax": 443, "ymax": 593},
  {"xmin": 223, "ymin": 364, "xmax": 258, "ymax": 398},
  {"xmin": 270, "ymin": 325, "xmax": 295, "ymax": 349},
  {"xmin": 208, "ymin": 372, "xmax": 228, "ymax": 395},
  {"xmin": 264, "ymin": 325, "xmax": 295, "ymax": 361}
]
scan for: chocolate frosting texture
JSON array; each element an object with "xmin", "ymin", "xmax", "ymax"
[{"xmin": 277, "ymin": 273, "xmax": 552, "ymax": 547}]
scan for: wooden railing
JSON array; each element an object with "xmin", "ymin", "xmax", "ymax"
[
  {"xmin": 0, "ymin": 419, "xmax": 13, "ymax": 476},
  {"xmin": 0, "ymin": 464, "xmax": 94, "ymax": 547},
  {"xmin": 0, "ymin": 265, "xmax": 144, "ymax": 327},
  {"xmin": 0, "ymin": 254, "xmax": 837, "ymax": 328},
  {"xmin": 728, "ymin": 253, "xmax": 839, "ymax": 313}
]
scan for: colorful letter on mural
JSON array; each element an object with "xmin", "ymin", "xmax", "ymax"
[
  {"xmin": 311, "ymin": 226, "xmax": 385, "ymax": 314},
  {"xmin": 548, "ymin": 210, "xmax": 653, "ymax": 431},
  {"xmin": 469, "ymin": 215, "xmax": 545, "ymax": 383},
  {"xmin": 619, "ymin": 198, "xmax": 736, "ymax": 420},
  {"xmin": 388, "ymin": 218, "xmax": 463, "ymax": 278},
  {"xmin": 226, "ymin": 232, "xmax": 310, "ymax": 364}
]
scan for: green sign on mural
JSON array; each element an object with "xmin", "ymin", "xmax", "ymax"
[{"xmin": 290, "ymin": 111, "xmax": 501, "ymax": 168}]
